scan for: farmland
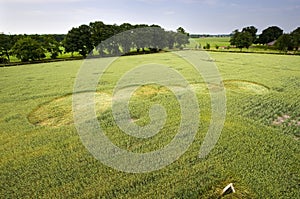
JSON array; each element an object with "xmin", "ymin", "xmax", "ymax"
[
  {"xmin": 192, "ymin": 37, "xmax": 296, "ymax": 54},
  {"xmin": 193, "ymin": 37, "xmax": 231, "ymax": 48},
  {"xmin": 0, "ymin": 51, "xmax": 299, "ymax": 198}
]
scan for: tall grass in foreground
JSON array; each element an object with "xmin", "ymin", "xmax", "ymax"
[{"xmin": 0, "ymin": 52, "xmax": 299, "ymax": 198}]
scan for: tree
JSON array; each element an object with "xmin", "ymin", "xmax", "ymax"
[
  {"xmin": 242, "ymin": 26, "xmax": 257, "ymax": 43},
  {"xmin": 103, "ymin": 24, "xmax": 122, "ymax": 55},
  {"xmin": 174, "ymin": 27, "xmax": 190, "ymax": 49},
  {"xmin": 177, "ymin": 27, "xmax": 189, "ymax": 36},
  {"xmin": 89, "ymin": 21, "xmax": 122, "ymax": 56},
  {"xmin": 42, "ymin": 35, "xmax": 62, "ymax": 59},
  {"xmin": 0, "ymin": 34, "xmax": 13, "ymax": 62},
  {"xmin": 291, "ymin": 27, "xmax": 300, "ymax": 50},
  {"xmin": 89, "ymin": 21, "xmax": 108, "ymax": 56},
  {"xmin": 230, "ymin": 30, "xmax": 253, "ymax": 50},
  {"xmin": 150, "ymin": 27, "xmax": 168, "ymax": 51},
  {"xmin": 117, "ymin": 30, "xmax": 133, "ymax": 54},
  {"xmin": 230, "ymin": 29, "xmax": 239, "ymax": 46},
  {"xmin": 257, "ymin": 26, "xmax": 283, "ymax": 44},
  {"xmin": 119, "ymin": 23, "xmax": 134, "ymax": 32},
  {"xmin": 175, "ymin": 32, "xmax": 189, "ymax": 49},
  {"xmin": 275, "ymin": 34, "xmax": 293, "ymax": 52},
  {"xmin": 52, "ymin": 34, "xmax": 66, "ymax": 43},
  {"xmin": 63, "ymin": 28, "xmax": 78, "ymax": 57},
  {"xmin": 166, "ymin": 31, "xmax": 176, "ymax": 49},
  {"xmin": 64, "ymin": 25, "xmax": 93, "ymax": 57},
  {"xmin": 132, "ymin": 28, "xmax": 151, "ymax": 53},
  {"xmin": 65, "ymin": 22, "xmax": 190, "ymax": 57},
  {"xmin": 11, "ymin": 37, "xmax": 46, "ymax": 62}
]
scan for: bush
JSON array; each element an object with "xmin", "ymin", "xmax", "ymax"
[{"xmin": 206, "ymin": 43, "xmax": 210, "ymax": 50}]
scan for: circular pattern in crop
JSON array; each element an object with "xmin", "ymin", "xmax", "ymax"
[
  {"xmin": 72, "ymin": 27, "xmax": 227, "ymax": 173},
  {"xmin": 28, "ymin": 92, "xmax": 112, "ymax": 127},
  {"xmin": 224, "ymin": 80, "xmax": 269, "ymax": 94}
]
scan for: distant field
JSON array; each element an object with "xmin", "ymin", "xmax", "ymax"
[
  {"xmin": 190, "ymin": 37, "xmax": 296, "ymax": 54},
  {"xmin": 191, "ymin": 37, "xmax": 231, "ymax": 47},
  {"xmin": 0, "ymin": 52, "xmax": 299, "ymax": 198}
]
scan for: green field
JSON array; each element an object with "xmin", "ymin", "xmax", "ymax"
[
  {"xmin": 6, "ymin": 37, "xmax": 297, "ymax": 64},
  {"xmin": 1, "ymin": 51, "xmax": 299, "ymax": 198},
  {"xmin": 192, "ymin": 37, "xmax": 231, "ymax": 47},
  {"xmin": 191, "ymin": 37, "xmax": 297, "ymax": 54}
]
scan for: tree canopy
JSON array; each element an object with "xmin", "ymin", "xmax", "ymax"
[
  {"xmin": 274, "ymin": 27, "xmax": 300, "ymax": 51},
  {"xmin": 230, "ymin": 29, "xmax": 253, "ymax": 50},
  {"xmin": 257, "ymin": 26, "xmax": 283, "ymax": 44},
  {"xmin": 275, "ymin": 34, "xmax": 293, "ymax": 52},
  {"xmin": 291, "ymin": 27, "xmax": 300, "ymax": 50},
  {"xmin": 0, "ymin": 34, "xmax": 13, "ymax": 62},
  {"xmin": 242, "ymin": 26, "xmax": 257, "ymax": 43},
  {"xmin": 42, "ymin": 35, "xmax": 62, "ymax": 59},
  {"xmin": 11, "ymin": 37, "xmax": 46, "ymax": 62},
  {"xmin": 64, "ymin": 21, "xmax": 190, "ymax": 57},
  {"xmin": 64, "ymin": 25, "xmax": 93, "ymax": 57}
]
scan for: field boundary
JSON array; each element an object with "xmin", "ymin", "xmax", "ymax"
[
  {"xmin": 1, "ymin": 48, "xmax": 299, "ymax": 68},
  {"xmin": 0, "ymin": 57, "xmax": 84, "ymax": 67},
  {"xmin": 203, "ymin": 49, "xmax": 300, "ymax": 55}
]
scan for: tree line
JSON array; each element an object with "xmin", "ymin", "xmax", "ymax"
[
  {"xmin": 230, "ymin": 26, "xmax": 300, "ymax": 51},
  {"xmin": 63, "ymin": 22, "xmax": 189, "ymax": 57},
  {"xmin": 0, "ymin": 21, "xmax": 189, "ymax": 63},
  {"xmin": 0, "ymin": 34, "xmax": 65, "ymax": 63}
]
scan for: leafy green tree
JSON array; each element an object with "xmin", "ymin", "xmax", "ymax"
[
  {"xmin": 230, "ymin": 29, "xmax": 239, "ymax": 44},
  {"xmin": 117, "ymin": 31, "xmax": 133, "ymax": 54},
  {"xmin": 11, "ymin": 37, "xmax": 46, "ymax": 62},
  {"xmin": 89, "ymin": 21, "xmax": 107, "ymax": 56},
  {"xmin": 174, "ymin": 33, "xmax": 188, "ymax": 49},
  {"xmin": 67, "ymin": 22, "xmax": 190, "ymax": 56},
  {"xmin": 242, "ymin": 26, "xmax": 257, "ymax": 42},
  {"xmin": 0, "ymin": 34, "xmax": 13, "ymax": 62},
  {"xmin": 42, "ymin": 35, "xmax": 62, "ymax": 59},
  {"xmin": 63, "ymin": 28, "xmax": 78, "ymax": 57},
  {"xmin": 90, "ymin": 21, "xmax": 105, "ymax": 39},
  {"xmin": 177, "ymin": 27, "xmax": 189, "ymax": 36},
  {"xmin": 151, "ymin": 27, "xmax": 168, "ymax": 51},
  {"xmin": 174, "ymin": 28, "xmax": 189, "ymax": 49},
  {"xmin": 103, "ymin": 24, "xmax": 122, "ymax": 55},
  {"xmin": 52, "ymin": 34, "xmax": 66, "ymax": 43},
  {"xmin": 240, "ymin": 32, "xmax": 253, "ymax": 49},
  {"xmin": 258, "ymin": 26, "xmax": 283, "ymax": 44},
  {"xmin": 64, "ymin": 25, "xmax": 93, "ymax": 57},
  {"xmin": 119, "ymin": 23, "xmax": 134, "ymax": 32},
  {"xmin": 132, "ymin": 28, "xmax": 150, "ymax": 53},
  {"xmin": 166, "ymin": 31, "xmax": 176, "ymax": 49},
  {"xmin": 89, "ymin": 21, "xmax": 122, "ymax": 56},
  {"xmin": 290, "ymin": 27, "xmax": 300, "ymax": 50},
  {"xmin": 275, "ymin": 34, "xmax": 293, "ymax": 52},
  {"xmin": 134, "ymin": 24, "xmax": 149, "ymax": 28},
  {"xmin": 230, "ymin": 30, "xmax": 253, "ymax": 50}
]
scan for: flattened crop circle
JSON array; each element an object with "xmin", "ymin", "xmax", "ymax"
[
  {"xmin": 28, "ymin": 92, "xmax": 112, "ymax": 127},
  {"xmin": 224, "ymin": 80, "xmax": 269, "ymax": 94},
  {"xmin": 72, "ymin": 28, "xmax": 226, "ymax": 173}
]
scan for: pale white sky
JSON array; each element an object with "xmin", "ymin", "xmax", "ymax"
[{"xmin": 1, "ymin": 0, "xmax": 299, "ymax": 34}]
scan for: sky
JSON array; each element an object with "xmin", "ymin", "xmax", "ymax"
[{"xmin": 0, "ymin": 0, "xmax": 299, "ymax": 35}]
